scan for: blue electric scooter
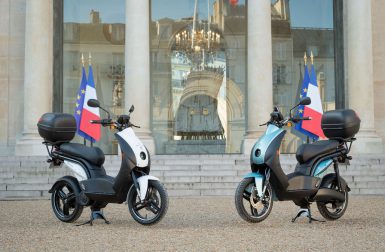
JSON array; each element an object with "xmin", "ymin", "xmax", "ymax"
[{"xmin": 235, "ymin": 97, "xmax": 360, "ymax": 223}]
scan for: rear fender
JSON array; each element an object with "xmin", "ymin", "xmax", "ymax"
[
  {"xmin": 244, "ymin": 172, "xmax": 265, "ymax": 198},
  {"xmin": 136, "ymin": 175, "xmax": 160, "ymax": 201},
  {"xmin": 319, "ymin": 173, "xmax": 350, "ymax": 192},
  {"xmin": 48, "ymin": 176, "xmax": 81, "ymax": 193}
]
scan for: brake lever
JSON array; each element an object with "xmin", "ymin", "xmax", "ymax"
[{"xmin": 130, "ymin": 123, "xmax": 140, "ymax": 128}]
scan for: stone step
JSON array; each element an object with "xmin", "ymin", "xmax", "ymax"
[
  {"xmin": 1, "ymin": 154, "xmax": 385, "ymax": 199},
  {"xmin": 0, "ymin": 190, "xmax": 44, "ymax": 199}
]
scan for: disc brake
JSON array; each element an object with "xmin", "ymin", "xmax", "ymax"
[{"xmin": 249, "ymin": 186, "xmax": 260, "ymax": 208}]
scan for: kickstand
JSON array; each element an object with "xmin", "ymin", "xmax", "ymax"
[
  {"xmin": 291, "ymin": 208, "xmax": 325, "ymax": 223},
  {"xmin": 76, "ymin": 210, "xmax": 110, "ymax": 226}
]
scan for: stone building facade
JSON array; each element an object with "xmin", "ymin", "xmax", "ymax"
[{"xmin": 0, "ymin": 0, "xmax": 384, "ymax": 156}]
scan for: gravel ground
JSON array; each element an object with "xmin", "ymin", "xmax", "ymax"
[{"xmin": 1, "ymin": 196, "xmax": 385, "ymax": 252}]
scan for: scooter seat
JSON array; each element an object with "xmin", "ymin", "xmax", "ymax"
[
  {"xmin": 296, "ymin": 140, "xmax": 339, "ymax": 164},
  {"xmin": 60, "ymin": 143, "xmax": 105, "ymax": 166}
]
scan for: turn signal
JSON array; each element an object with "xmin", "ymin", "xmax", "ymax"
[{"xmin": 287, "ymin": 122, "xmax": 293, "ymax": 127}]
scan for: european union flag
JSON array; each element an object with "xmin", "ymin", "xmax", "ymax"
[
  {"xmin": 294, "ymin": 64, "xmax": 318, "ymax": 139},
  {"xmin": 74, "ymin": 65, "xmax": 94, "ymax": 141}
]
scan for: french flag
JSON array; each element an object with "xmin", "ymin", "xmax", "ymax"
[
  {"xmin": 79, "ymin": 64, "xmax": 101, "ymax": 141},
  {"xmin": 301, "ymin": 64, "xmax": 325, "ymax": 139}
]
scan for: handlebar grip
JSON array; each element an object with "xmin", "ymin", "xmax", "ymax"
[
  {"xmin": 302, "ymin": 117, "xmax": 312, "ymax": 120},
  {"xmin": 90, "ymin": 119, "xmax": 112, "ymax": 125},
  {"xmin": 130, "ymin": 123, "xmax": 140, "ymax": 128},
  {"xmin": 90, "ymin": 120, "xmax": 102, "ymax": 124}
]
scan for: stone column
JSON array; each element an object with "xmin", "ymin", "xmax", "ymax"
[
  {"xmin": 125, "ymin": 0, "xmax": 155, "ymax": 154},
  {"xmin": 15, "ymin": 0, "xmax": 53, "ymax": 155},
  {"xmin": 242, "ymin": 0, "xmax": 273, "ymax": 154},
  {"xmin": 347, "ymin": 1, "xmax": 383, "ymax": 153}
]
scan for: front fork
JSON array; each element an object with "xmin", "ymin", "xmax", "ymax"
[
  {"xmin": 245, "ymin": 169, "xmax": 271, "ymax": 198},
  {"xmin": 131, "ymin": 171, "xmax": 160, "ymax": 201}
]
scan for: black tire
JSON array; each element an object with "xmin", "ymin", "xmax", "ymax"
[
  {"xmin": 235, "ymin": 177, "xmax": 273, "ymax": 223},
  {"xmin": 51, "ymin": 178, "xmax": 83, "ymax": 223},
  {"xmin": 127, "ymin": 180, "xmax": 168, "ymax": 225},
  {"xmin": 316, "ymin": 179, "xmax": 349, "ymax": 220}
]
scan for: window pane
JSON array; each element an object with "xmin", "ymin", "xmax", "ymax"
[
  {"xmin": 272, "ymin": 0, "xmax": 335, "ymax": 153},
  {"xmin": 63, "ymin": 0, "xmax": 125, "ymax": 154},
  {"xmin": 150, "ymin": 0, "xmax": 247, "ymax": 154}
]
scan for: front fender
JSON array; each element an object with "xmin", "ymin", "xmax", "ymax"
[
  {"xmin": 243, "ymin": 172, "xmax": 265, "ymax": 198},
  {"xmin": 137, "ymin": 175, "xmax": 160, "ymax": 201}
]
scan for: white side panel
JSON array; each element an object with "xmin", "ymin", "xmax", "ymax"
[
  {"xmin": 63, "ymin": 160, "xmax": 88, "ymax": 181},
  {"xmin": 137, "ymin": 175, "xmax": 160, "ymax": 201},
  {"xmin": 117, "ymin": 128, "xmax": 149, "ymax": 167}
]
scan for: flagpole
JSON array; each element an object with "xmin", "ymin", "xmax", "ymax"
[
  {"xmin": 310, "ymin": 51, "xmax": 314, "ymax": 65},
  {"xmin": 88, "ymin": 52, "xmax": 92, "ymax": 147},
  {"xmin": 81, "ymin": 53, "xmax": 87, "ymax": 146},
  {"xmin": 304, "ymin": 52, "xmax": 310, "ymax": 145}
]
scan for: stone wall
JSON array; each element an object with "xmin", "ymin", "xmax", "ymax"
[
  {"xmin": 0, "ymin": 0, "xmax": 26, "ymax": 155},
  {"xmin": 372, "ymin": 0, "xmax": 385, "ymax": 146}
]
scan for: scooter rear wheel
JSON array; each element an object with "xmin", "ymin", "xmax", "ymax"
[
  {"xmin": 317, "ymin": 180, "xmax": 349, "ymax": 220},
  {"xmin": 235, "ymin": 177, "xmax": 273, "ymax": 223},
  {"xmin": 127, "ymin": 180, "xmax": 168, "ymax": 225},
  {"xmin": 51, "ymin": 178, "xmax": 83, "ymax": 223}
]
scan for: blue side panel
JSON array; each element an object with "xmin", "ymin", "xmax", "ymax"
[
  {"xmin": 313, "ymin": 159, "xmax": 333, "ymax": 177},
  {"xmin": 251, "ymin": 125, "xmax": 284, "ymax": 165},
  {"xmin": 244, "ymin": 172, "xmax": 265, "ymax": 179}
]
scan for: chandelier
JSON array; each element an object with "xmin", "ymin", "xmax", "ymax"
[{"xmin": 174, "ymin": 0, "xmax": 222, "ymax": 55}]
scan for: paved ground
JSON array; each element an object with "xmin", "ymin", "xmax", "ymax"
[{"xmin": 1, "ymin": 196, "xmax": 385, "ymax": 251}]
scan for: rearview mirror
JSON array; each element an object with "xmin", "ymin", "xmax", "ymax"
[
  {"xmin": 87, "ymin": 99, "xmax": 100, "ymax": 108},
  {"xmin": 129, "ymin": 105, "xmax": 134, "ymax": 113},
  {"xmin": 299, "ymin": 97, "xmax": 311, "ymax": 106}
]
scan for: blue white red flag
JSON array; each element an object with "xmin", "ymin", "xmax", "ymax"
[
  {"xmin": 301, "ymin": 63, "xmax": 325, "ymax": 139},
  {"xmin": 294, "ymin": 64, "xmax": 319, "ymax": 139},
  {"xmin": 74, "ymin": 65, "xmax": 94, "ymax": 141},
  {"xmin": 79, "ymin": 64, "xmax": 101, "ymax": 142}
]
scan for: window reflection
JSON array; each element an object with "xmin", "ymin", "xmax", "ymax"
[
  {"xmin": 63, "ymin": 0, "xmax": 125, "ymax": 154},
  {"xmin": 151, "ymin": 0, "xmax": 247, "ymax": 154},
  {"xmin": 272, "ymin": 0, "xmax": 335, "ymax": 153}
]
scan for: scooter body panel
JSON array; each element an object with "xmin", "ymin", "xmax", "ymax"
[
  {"xmin": 63, "ymin": 160, "xmax": 88, "ymax": 181},
  {"xmin": 251, "ymin": 124, "xmax": 284, "ymax": 165},
  {"xmin": 312, "ymin": 159, "xmax": 333, "ymax": 177},
  {"xmin": 116, "ymin": 128, "xmax": 149, "ymax": 168}
]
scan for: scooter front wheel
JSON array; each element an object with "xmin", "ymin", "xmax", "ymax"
[
  {"xmin": 127, "ymin": 180, "xmax": 168, "ymax": 225},
  {"xmin": 235, "ymin": 177, "xmax": 273, "ymax": 223}
]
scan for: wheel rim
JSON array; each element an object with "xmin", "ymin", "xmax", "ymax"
[
  {"xmin": 130, "ymin": 186, "xmax": 163, "ymax": 222},
  {"xmin": 241, "ymin": 181, "xmax": 272, "ymax": 219},
  {"xmin": 323, "ymin": 182, "xmax": 348, "ymax": 216},
  {"xmin": 53, "ymin": 183, "xmax": 77, "ymax": 219}
]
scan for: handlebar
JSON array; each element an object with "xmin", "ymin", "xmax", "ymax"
[
  {"xmin": 130, "ymin": 123, "xmax": 140, "ymax": 128},
  {"xmin": 260, "ymin": 113, "xmax": 312, "ymax": 128},
  {"xmin": 90, "ymin": 118, "xmax": 140, "ymax": 130},
  {"xmin": 291, "ymin": 116, "xmax": 312, "ymax": 123},
  {"xmin": 90, "ymin": 119, "xmax": 112, "ymax": 125}
]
